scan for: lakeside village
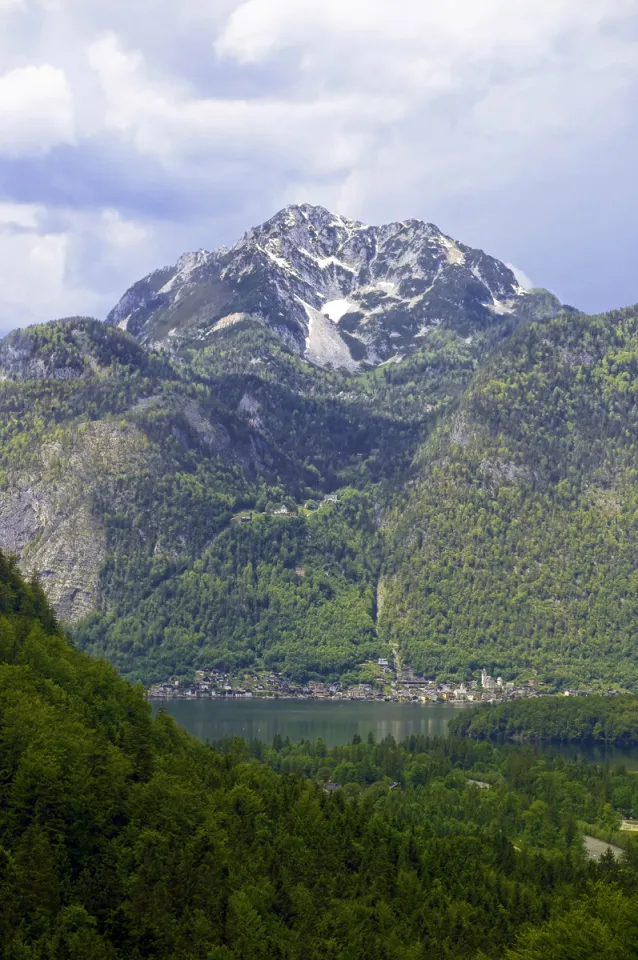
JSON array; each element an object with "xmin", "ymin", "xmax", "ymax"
[{"xmin": 147, "ymin": 665, "xmax": 552, "ymax": 703}]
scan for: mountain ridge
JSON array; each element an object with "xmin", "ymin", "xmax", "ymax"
[{"xmin": 106, "ymin": 203, "xmax": 567, "ymax": 369}]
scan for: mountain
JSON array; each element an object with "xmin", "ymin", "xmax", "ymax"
[
  {"xmin": 381, "ymin": 305, "xmax": 638, "ymax": 689},
  {"xmin": 0, "ymin": 312, "xmax": 448, "ymax": 680},
  {"xmin": 2, "ymin": 203, "xmax": 637, "ymax": 690},
  {"xmin": 107, "ymin": 203, "xmax": 567, "ymax": 368}
]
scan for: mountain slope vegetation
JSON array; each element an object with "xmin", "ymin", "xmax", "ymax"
[
  {"xmin": 0, "ymin": 315, "xmax": 479, "ymax": 682},
  {"xmin": 381, "ymin": 306, "xmax": 638, "ymax": 689},
  {"xmin": 3, "ymin": 305, "xmax": 638, "ymax": 687}
]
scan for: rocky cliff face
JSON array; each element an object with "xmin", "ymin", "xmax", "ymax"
[
  {"xmin": 0, "ymin": 317, "xmax": 272, "ymax": 628},
  {"xmin": 107, "ymin": 204, "xmax": 561, "ymax": 368},
  {"xmin": 0, "ymin": 421, "xmax": 151, "ymax": 620}
]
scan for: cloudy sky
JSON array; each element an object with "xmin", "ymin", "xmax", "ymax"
[{"xmin": 0, "ymin": 0, "xmax": 637, "ymax": 336}]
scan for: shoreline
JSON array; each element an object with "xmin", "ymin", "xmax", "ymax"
[{"xmin": 148, "ymin": 694, "xmax": 484, "ymax": 705}]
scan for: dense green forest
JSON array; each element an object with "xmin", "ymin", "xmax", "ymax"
[
  {"xmin": 3, "ymin": 304, "xmax": 638, "ymax": 689},
  {"xmin": 2, "ymin": 552, "xmax": 638, "ymax": 959},
  {"xmin": 381, "ymin": 306, "xmax": 638, "ymax": 689},
  {"xmin": 82, "ymin": 490, "xmax": 384, "ymax": 681},
  {"xmin": 449, "ymin": 696, "xmax": 638, "ymax": 744}
]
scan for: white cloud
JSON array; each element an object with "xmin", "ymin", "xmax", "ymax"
[
  {"xmin": 0, "ymin": 202, "xmax": 156, "ymax": 331},
  {"xmin": 80, "ymin": 4, "xmax": 638, "ymax": 230},
  {"xmin": 0, "ymin": 0, "xmax": 62, "ymax": 17},
  {"xmin": 99, "ymin": 208, "xmax": 148, "ymax": 249},
  {"xmin": 216, "ymin": 0, "xmax": 633, "ymax": 76},
  {"xmin": 0, "ymin": 201, "xmax": 39, "ymax": 229},
  {"xmin": 212, "ymin": 0, "xmax": 638, "ymax": 213},
  {"xmin": 87, "ymin": 32, "xmax": 404, "ymax": 176},
  {"xmin": 0, "ymin": 0, "xmax": 637, "ymax": 326},
  {"xmin": 0, "ymin": 64, "xmax": 75, "ymax": 156},
  {"xmin": 0, "ymin": 206, "xmax": 69, "ymax": 326},
  {"xmin": 507, "ymin": 264, "xmax": 535, "ymax": 291}
]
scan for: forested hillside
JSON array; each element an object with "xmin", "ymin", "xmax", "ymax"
[
  {"xmin": 2, "ymin": 551, "xmax": 638, "ymax": 959},
  {"xmin": 3, "ymin": 300, "xmax": 638, "ymax": 689},
  {"xmin": 0, "ymin": 315, "xmax": 479, "ymax": 683},
  {"xmin": 381, "ymin": 306, "xmax": 638, "ymax": 689}
]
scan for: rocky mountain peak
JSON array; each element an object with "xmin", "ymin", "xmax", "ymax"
[{"xmin": 106, "ymin": 204, "xmax": 560, "ymax": 370}]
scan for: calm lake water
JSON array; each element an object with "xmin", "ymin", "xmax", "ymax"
[
  {"xmin": 153, "ymin": 698, "xmax": 638, "ymax": 767},
  {"xmin": 152, "ymin": 698, "xmax": 468, "ymax": 746}
]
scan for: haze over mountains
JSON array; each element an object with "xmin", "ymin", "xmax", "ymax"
[{"xmin": 0, "ymin": 204, "xmax": 636, "ymax": 690}]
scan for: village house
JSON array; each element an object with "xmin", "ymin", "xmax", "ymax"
[{"xmin": 481, "ymin": 669, "xmax": 497, "ymax": 693}]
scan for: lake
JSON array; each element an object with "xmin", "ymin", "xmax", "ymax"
[
  {"xmin": 152, "ymin": 698, "xmax": 468, "ymax": 746},
  {"xmin": 153, "ymin": 697, "xmax": 638, "ymax": 767}
]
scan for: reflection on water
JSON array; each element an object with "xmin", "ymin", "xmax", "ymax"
[
  {"xmin": 152, "ymin": 698, "xmax": 469, "ymax": 747},
  {"xmin": 152, "ymin": 698, "xmax": 638, "ymax": 767},
  {"xmin": 539, "ymin": 740, "xmax": 638, "ymax": 771}
]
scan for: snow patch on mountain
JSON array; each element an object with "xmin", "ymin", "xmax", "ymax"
[
  {"xmin": 488, "ymin": 300, "xmax": 514, "ymax": 316},
  {"xmin": 323, "ymin": 299, "xmax": 355, "ymax": 323},
  {"xmin": 258, "ymin": 243, "xmax": 294, "ymax": 273}
]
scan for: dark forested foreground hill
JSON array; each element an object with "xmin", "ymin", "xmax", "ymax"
[
  {"xmin": 3, "ymin": 552, "xmax": 638, "ymax": 960},
  {"xmin": 3, "ymin": 292, "xmax": 638, "ymax": 688}
]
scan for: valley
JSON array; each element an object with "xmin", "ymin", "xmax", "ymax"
[{"xmin": 2, "ymin": 536, "xmax": 638, "ymax": 959}]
